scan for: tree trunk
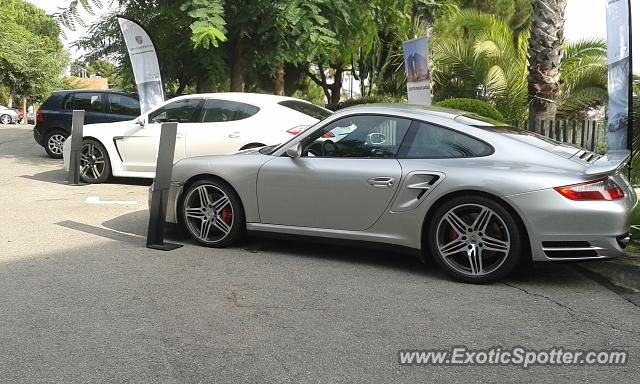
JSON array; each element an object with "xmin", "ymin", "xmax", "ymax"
[
  {"xmin": 273, "ymin": 63, "xmax": 285, "ymax": 96},
  {"xmin": 230, "ymin": 41, "xmax": 247, "ymax": 92},
  {"xmin": 7, "ymin": 87, "xmax": 15, "ymax": 108},
  {"xmin": 22, "ymin": 97, "xmax": 27, "ymax": 125},
  {"xmin": 330, "ymin": 66, "xmax": 343, "ymax": 105},
  {"xmin": 526, "ymin": 0, "xmax": 566, "ymax": 127}
]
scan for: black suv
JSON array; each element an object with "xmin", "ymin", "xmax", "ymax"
[{"xmin": 33, "ymin": 90, "xmax": 140, "ymax": 158}]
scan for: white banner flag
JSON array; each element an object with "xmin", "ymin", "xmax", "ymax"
[
  {"xmin": 118, "ymin": 17, "xmax": 164, "ymax": 113},
  {"xmin": 605, "ymin": 0, "xmax": 632, "ymax": 151},
  {"xmin": 403, "ymin": 37, "xmax": 431, "ymax": 106}
]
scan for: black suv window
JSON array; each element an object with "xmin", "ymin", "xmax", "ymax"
[
  {"xmin": 302, "ymin": 115, "xmax": 411, "ymax": 158},
  {"xmin": 201, "ymin": 99, "xmax": 259, "ymax": 123},
  {"xmin": 149, "ymin": 99, "xmax": 201, "ymax": 123},
  {"xmin": 64, "ymin": 93, "xmax": 103, "ymax": 112},
  {"xmin": 108, "ymin": 94, "xmax": 140, "ymax": 116},
  {"xmin": 278, "ymin": 100, "xmax": 331, "ymax": 120},
  {"xmin": 401, "ymin": 122, "xmax": 493, "ymax": 158}
]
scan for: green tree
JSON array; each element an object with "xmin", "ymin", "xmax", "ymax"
[
  {"xmin": 0, "ymin": 0, "xmax": 68, "ymax": 108},
  {"xmin": 526, "ymin": 0, "xmax": 567, "ymax": 127},
  {"xmin": 431, "ymin": 9, "xmax": 607, "ymax": 121}
]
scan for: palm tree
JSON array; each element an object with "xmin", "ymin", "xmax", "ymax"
[
  {"xmin": 431, "ymin": 9, "xmax": 607, "ymax": 123},
  {"xmin": 432, "ymin": 10, "xmax": 529, "ymax": 120},
  {"xmin": 557, "ymin": 39, "xmax": 608, "ymax": 117},
  {"xmin": 526, "ymin": 0, "xmax": 567, "ymax": 128}
]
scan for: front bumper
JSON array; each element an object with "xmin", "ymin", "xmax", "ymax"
[{"xmin": 505, "ymin": 175, "xmax": 637, "ymax": 261}]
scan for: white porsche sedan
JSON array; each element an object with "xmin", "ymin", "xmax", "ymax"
[{"xmin": 63, "ymin": 93, "xmax": 331, "ymax": 183}]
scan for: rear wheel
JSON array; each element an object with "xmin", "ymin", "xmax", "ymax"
[
  {"xmin": 427, "ymin": 196, "xmax": 523, "ymax": 284},
  {"xmin": 44, "ymin": 130, "xmax": 68, "ymax": 159},
  {"xmin": 181, "ymin": 179, "xmax": 245, "ymax": 247},
  {"xmin": 79, "ymin": 138, "xmax": 111, "ymax": 184},
  {"xmin": 0, "ymin": 114, "xmax": 11, "ymax": 125}
]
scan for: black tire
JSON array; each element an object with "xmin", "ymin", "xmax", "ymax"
[
  {"xmin": 181, "ymin": 178, "xmax": 245, "ymax": 247},
  {"xmin": 44, "ymin": 129, "xmax": 69, "ymax": 159},
  {"xmin": 0, "ymin": 114, "xmax": 11, "ymax": 125},
  {"xmin": 79, "ymin": 138, "xmax": 111, "ymax": 184},
  {"xmin": 427, "ymin": 195, "xmax": 524, "ymax": 284}
]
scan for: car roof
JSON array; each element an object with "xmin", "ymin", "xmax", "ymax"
[
  {"xmin": 337, "ymin": 103, "xmax": 468, "ymax": 121},
  {"xmin": 52, "ymin": 89, "xmax": 137, "ymax": 97},
  {"xmin": 171, "ymin": 92, "xmax": 301, "ymax": 107}
]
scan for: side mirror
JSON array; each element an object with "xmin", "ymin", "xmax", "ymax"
[
  {"xmin": 286, "ymin": 142, "xmax": 302, "ymax": 158},
  {"xmin": 368, "ymin": 132, "xmax": 386, "ymax": 146},
  {"xmin": 136, "ymin": 118, "xmax": 146, "ymax": 128}
]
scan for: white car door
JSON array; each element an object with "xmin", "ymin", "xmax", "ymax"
[
  {"xmin": 121, "ymin": 98, "xmax": 202, "ymax": 172},
  {"xmin": 185, "ymin": 98, "xmax": 262, "ymax": 157}
]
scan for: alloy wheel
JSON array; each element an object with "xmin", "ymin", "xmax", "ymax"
[
  {"xmin": 183, "ymin": 184, "xmax": 234, "ymax": 243},
  {"xmin": 47, "ymin": 134, "xmax": 66, "ymax": 156},
  {"xmin": 80, "ymin": 142, "xmax": 106, "ymax": 181},
  {"xmin": 436, "ymin": 203, "xmax": 511, "ymax": 277},
  {"xmin": 0, "ymin": 115, "xmax": 10, "ymax": 125}
]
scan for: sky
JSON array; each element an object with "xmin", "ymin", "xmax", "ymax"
[{"xmin": 27, "ymin": 0, "xmax": 640, "ymax": 73}]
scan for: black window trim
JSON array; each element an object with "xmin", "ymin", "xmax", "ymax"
[
  {"xmin": 148, "ymin": 97, "xmax": 204, "ymax": 124},
  {"xmin": 105, "ymin": 92, "xmax": 141, "ymax": 117},
  {"xmin": 62, "ymin": 91, "xmax": 108, "ymax": 113},
  {"xmin": 290, "ymin": 113, "xmax": 414, "ymax": 160},
  {"xmin": 196, "ymin": 98, "xmax": 261, "ymax": 123},
  {"xmin": 396, "ymin": 118, "xmax": 495, "ymax": 159}
]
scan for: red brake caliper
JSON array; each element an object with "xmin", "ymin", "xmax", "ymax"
[
  {"xmin": 449, "ymin": 228, "xmax": 458, "ymax": 242},
  {"xmin": 221, "ymin": 207, "xmax": 233, "ymax": 225}
]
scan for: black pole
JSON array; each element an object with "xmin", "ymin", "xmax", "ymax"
[
  {"xmin": 627, "ymin": 0, "xmax": 634, "ymax": 180},
  {"xmin": 146, "ymin": 122, "xmax": 183, "ymax": 251},
  {"xmin": 67, "ymin": 110, "xmax": 85, "ymax": 185}
]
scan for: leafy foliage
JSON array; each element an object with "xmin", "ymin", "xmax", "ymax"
[
  {"xmin": 0, "ymin": 0, "xmax": 68, "ymax": 103},
  {"xmin": 434, "ymin": 98, "xmax": 504, "ymax": 120},
  {"xmin": 180, "ymin": 0, "xmax": 226, "ymax": 48}
]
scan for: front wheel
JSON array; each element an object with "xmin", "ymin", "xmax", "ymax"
[
  {"xmin": 0, "ymin": 114, "xmax": 11, "ymax": 125},
  {"xmin": 79, "ymin": 138, "xmax": 111, "ymax": 184},
  {"xmin": 181, "ymin": 179, "xmax": 245, "ymax": 247},
  {"xmin": 427, "ymin": 196, "xmax": 524, "ymax": 284}
]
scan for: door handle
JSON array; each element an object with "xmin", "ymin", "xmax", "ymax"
[
  {"xmin": 368, "ymin": 177, "xmax": 395, "ymax": 188},
  {"xmin": 228, "ymin": 132, "xmax": 240, "ymax": 138}
]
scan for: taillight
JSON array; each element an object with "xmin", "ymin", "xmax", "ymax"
[
  {"xmin": 554, "ymin": 177, "xmax": 625, "ymax": 201},
  {"xmin": 287, "ymin": 125, "xmax": 310, "ymax": 135},
  {"xmin": 36, "ymin": 110, "xmax": 44, "ymax": 124}
]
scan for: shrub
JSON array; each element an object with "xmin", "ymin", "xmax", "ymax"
[{"xmin": 434, "ymin": 98, "xmax": 504, "ymax": 121}]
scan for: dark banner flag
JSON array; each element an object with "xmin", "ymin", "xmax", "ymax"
[
  {"xmin": 605, "ymin": 0, "xmax": 633, "ymax": 151},
  {"xmin": 117, "ymin": 17, "xmax": 164, "ymax": 113}
]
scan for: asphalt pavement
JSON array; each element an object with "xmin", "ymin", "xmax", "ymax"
[{"xmin": 1, "ymin": 124, "xmax": 639, "ymax": 383}]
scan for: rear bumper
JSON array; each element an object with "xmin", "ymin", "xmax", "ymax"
[
  {"xmin": 505, "ymin": 178, "xmax": 637, "ymax": 262},
  {"xmin": 33, "ymin": 127, "xmax": 43, "ymax": 146}
]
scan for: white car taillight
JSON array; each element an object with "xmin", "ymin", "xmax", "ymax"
[{"xmin": 554, "ymin": 177, "xmax": 625, "ymax": 201}]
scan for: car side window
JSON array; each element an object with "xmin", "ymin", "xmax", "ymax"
[
  {"xmin": 401, "ymin": 122, "xmax": 493, "ymax": 158},
  {"xmin": 64, "ymin": 93, "xmax": 103, "ymax": 112},
  {"xmin": 200, "ymin": 99, "xmax": 259, "ymax": 123},
  {"xmin": 301, "ymin": 115, "xmax": 411, "ymax": 158},
  {"xmin": 148, "ymin": 99, "xmax": 201, "ymax": 124},
  {"xmin": 108, "ymin": 94, "xmax": 140, "ymax": 116}
]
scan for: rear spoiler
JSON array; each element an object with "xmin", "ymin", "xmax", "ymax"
[{"xmin": 584, "ymin": 149, "xmax": 631, "ymax": 176}]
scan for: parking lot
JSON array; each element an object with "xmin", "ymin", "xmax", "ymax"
[{"xmin": 1, "ymin": 123, "xmax": 639, "ymax": 382}]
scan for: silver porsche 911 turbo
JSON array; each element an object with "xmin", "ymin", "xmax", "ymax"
[{"xmin": 161, "ymin": 104, "xmax": 636, "ymax": 283}]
